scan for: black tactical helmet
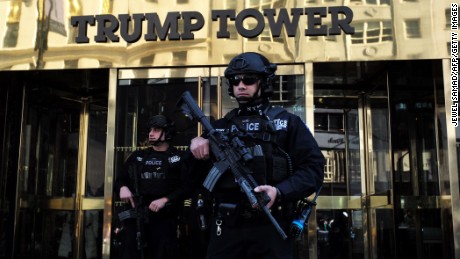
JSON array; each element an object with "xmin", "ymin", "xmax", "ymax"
[
  {"xmin": 147, "ymin": 115, "xmax": 176, "ymax": 141},
  {"xmin": 224, "ymin": 52, "xmax": 277, "ymax": 97}
]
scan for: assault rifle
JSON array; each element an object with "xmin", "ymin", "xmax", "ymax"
[
  {"xmin": 177, "ymin": 91, "xmax": 288, "ymax": 240},
  {"xmin": 129, "ymin": 162, "xmax": 146, "ymax": 259}
]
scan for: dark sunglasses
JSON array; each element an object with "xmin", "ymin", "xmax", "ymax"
[{"xmin": 228, "ymin": 75, "xmax": 260, "ymax": 86}]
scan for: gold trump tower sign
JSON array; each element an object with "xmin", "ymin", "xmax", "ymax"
[{"xmin": 70, "ymin": 7, "xmax": 355, "ymax": 43}]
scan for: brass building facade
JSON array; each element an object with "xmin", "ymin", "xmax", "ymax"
[{"xmin": 0, "ymin": 1, "xmax": 458, "ymax": 259}]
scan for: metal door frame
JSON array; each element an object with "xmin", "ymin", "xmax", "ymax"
[
  {"xmin": 360, "ymin": 92, "xmax": 393, "ymax": 259},
  {"xmin": 309, "ymin": 69, "xmax": 393, "ymax": 259},
  {"xmin": 14, "ymin": 86, "xmax": 105, "ymax": 258}
]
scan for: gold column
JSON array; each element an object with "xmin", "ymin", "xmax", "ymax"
[
  {"xmin": 102, "ymin": 68, "xmax": 118, "ymax": 258},
  {"xmin": 304, "ymin": 62, "xmax": 318, "ymax": 259},
  {"xmin": 75, "ymin": 99, "xmax": 90, "ymax": 259}
]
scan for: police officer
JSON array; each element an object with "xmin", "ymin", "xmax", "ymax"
[
  {"xmin": 115, "ymin": 115, "xmax": 185, "ymax": 259},
  {"xmin": 189, "ymin": 52, "xmax": 325, "ymax": 258}
]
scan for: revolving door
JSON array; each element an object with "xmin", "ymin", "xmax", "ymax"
[{"xmin": 313, "ymin": 60, "xmax": 453, "ymax": 259}]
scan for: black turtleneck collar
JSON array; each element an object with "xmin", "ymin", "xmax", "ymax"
[{"xmin": 237, "ymin": 98, "xmax": 270, "ymax": 116}]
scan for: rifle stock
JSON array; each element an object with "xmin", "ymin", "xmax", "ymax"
[{"xmin": 177, "ymin": 91, "xmax": 288, "ymax": 240}]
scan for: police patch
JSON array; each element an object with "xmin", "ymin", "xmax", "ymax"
[
  {"xmin": 169, "ymin": 155, "xmax": 181, "ymax": 163},
  {"xmin": 273, "ymin": 119, "xmax": 288, "ymax": 130},
  {"xmin": 145, "ymin": 159, "xmax": 162, "ymax": 166}
]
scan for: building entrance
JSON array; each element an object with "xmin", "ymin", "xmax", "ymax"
[
  {"xmin": 108, "ymin": 61, "xmax": 454, "ymax": 259},
  {"xmin": 109, "ymin": 65, "xmax": 308, "ymax": 258},
  {"xmin": 313, "ymin": 60, "xmax": 453, "ymax": 259},
  {"xmin": 0, "ymin": 70, "xmax": 108, "ymax": 259},
  {"xmin": 314, "ymin": 62, "xmax": 392, "ymax": 258},
  {"xmin": 1, "ymin": 60, "xmax": 456, "ymax": 259}
]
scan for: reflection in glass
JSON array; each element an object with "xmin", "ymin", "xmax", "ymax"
[
  {"xmin": 16, "ymin": 89, "xmax": 72, "ymax": 257},
  {"xmin": 313, "ymin": 61, "xmax": 393, "ymax": 259},
  {"xmin": 313, "ymin": 60, "xmax": 448, "ymax": 258},
  {"xmin": 115, "ymin": 77, "xmax": 198, "ymax": 149},
  {"xmin": 389, "ymin": 60, "xmax": 448, "ymax": 258},
  {"xmin": 85, "ymin": 105, "xmax": 107, "ymax": 198},
  {"xmin": 316, "ymin": 209, "xmax": 354, "ymax": 259},
  {"xmin": 83, "ymin": 210, "xmax": 103, "ymax": 259},
  {"xmin": 11, "ymin": 69, "xmax": 108, "ymax": 259},
  {"xmin": 20, "ymin": 84, "xmax": 80, "ymax": 198}
]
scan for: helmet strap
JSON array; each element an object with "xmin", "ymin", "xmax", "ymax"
[
  {"xmin": 149, "ymin": 130, "xmax": 167, "ymax": 146},
  {"xmin": 235, "ymin": 80, "xmax": 264, "ymax": 104}
]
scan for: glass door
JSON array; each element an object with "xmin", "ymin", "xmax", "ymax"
[
  {"xmin": 111, "ymin": 67, "xmax": 209, "ymax": 258},
  {"xmin": 313, "ymin": 60, "xmax": 453, "ymax": 259},
  {"xmin": 314, "ymin": 92, "xmax": 363, "ymax": 259},
  {"xmin": 361, "ymin": 93, "xmax": 394, "ymax": 259},
  {"xmin": 14, "ymin": 75, "xmax": 107, "ymax": 259},
  {"xmin": 313, "ymin": 62, "xmax": 394, "ymax": 259}
]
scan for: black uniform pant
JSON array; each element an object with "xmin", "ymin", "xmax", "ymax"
[
  {"xmin": 206, "ymin": 217, "xmax": 293, "ymax": 259},
  {"xmin": 120, "ymin": 215, "xmax": 179, "ymax": 259}
]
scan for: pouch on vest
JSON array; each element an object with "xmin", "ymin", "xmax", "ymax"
[
  {"xmin": 247, "ymin": 144, "xmax": 267, "ymax": 185},
  {"xmin": 216, "ymin": 203, "xmax": 238, "ymax": 227},
  {"xmin": 271, "ymin": 148, "xmax": 290, "ymax": 182}
]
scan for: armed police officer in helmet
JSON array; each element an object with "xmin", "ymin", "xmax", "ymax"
[
  {"xmin": 189, "ymin": 52, "xmax": 325, "ymax": 258},
  {"xmin": 115, "ymin": 115, "xmax": 186, "ymax": 259}
]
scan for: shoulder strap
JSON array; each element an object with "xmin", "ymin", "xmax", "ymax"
[
  {"xmin": 264, "ymin": 106, "xmax": 287, "ymax": 121},
  {"xmin": 224, "ymin": 108, "xmax": 239, "ymax": 121}
]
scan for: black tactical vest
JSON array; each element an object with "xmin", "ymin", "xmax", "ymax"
[
  {"xmin": 130, "ymin": 148, "xmax": 183, "ymax": 198},
  {"xmin": 215, "ymin": 107, "xmax": 292, "ymax": 189}
]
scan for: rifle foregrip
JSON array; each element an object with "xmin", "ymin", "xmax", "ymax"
[
  {"xmin": 257, "ymin": 192, "xmax": 271, "ymax": 207},
  {"xmin": 238, "ymin": 178, "xmax": 258, "ymax": 207}
]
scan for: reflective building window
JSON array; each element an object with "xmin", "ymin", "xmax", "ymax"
[
  {"xmin": 351, "ymin": 21, "xmax": 393, "ymax": 44},
  {"xmin": 405, "ymin": 19, "xmax": 422, "ymax": 38}
]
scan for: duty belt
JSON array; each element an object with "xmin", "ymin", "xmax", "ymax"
[
  {"xmin": 118, "ymin": 207, "xmax": 148, "ymax": 221},
  {"xmin": 216, "ymin": 202, "xmax": 263, "ymax": 220},
  {"xmin": 239, "ymin": 206, "xmax": 262, "ymax": 219}
]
